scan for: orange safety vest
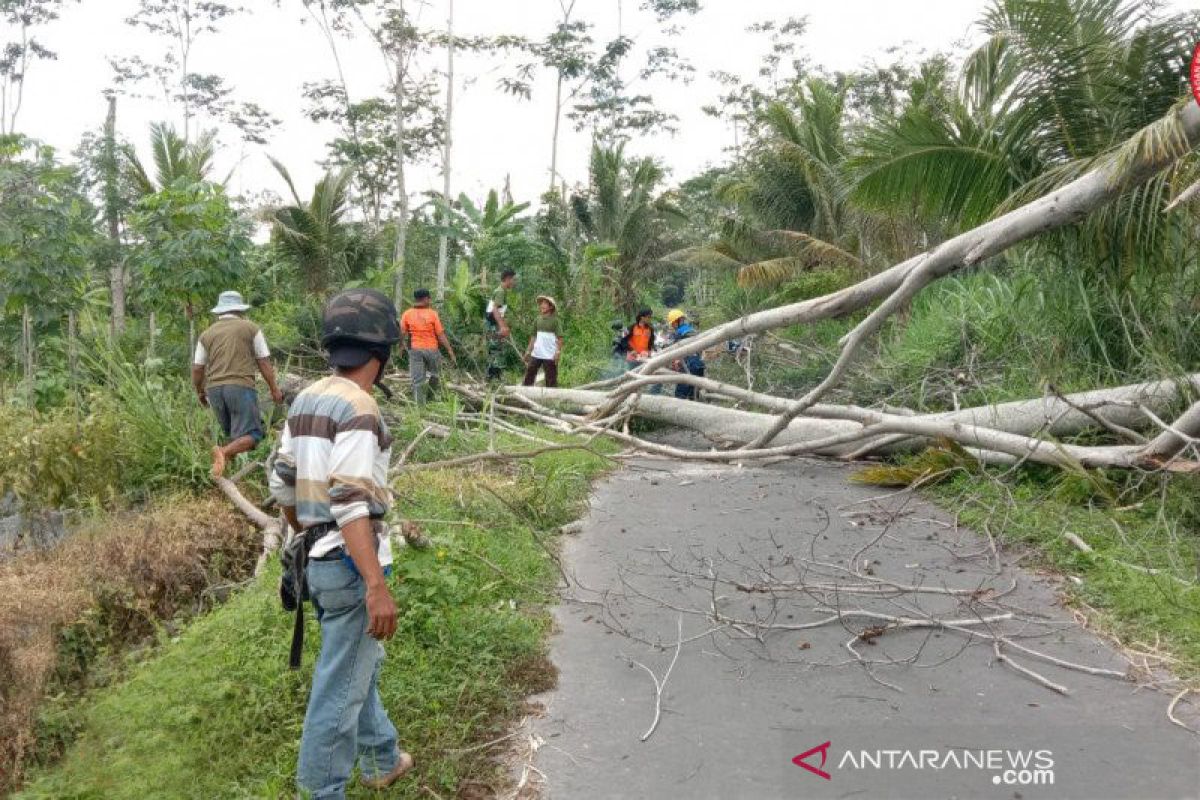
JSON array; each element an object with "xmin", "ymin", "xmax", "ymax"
[{"xmin": 627, "ymin": 323, "xmax": 652, "ymax": 355}]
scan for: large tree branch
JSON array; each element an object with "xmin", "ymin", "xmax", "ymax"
[
  {"xmin": 513, "ymin": 374, "xmax": 1199, "ymax": 459},
  {"xmin": 746, "ymin": 100, "xmax": 1200, "ymax": 448}
]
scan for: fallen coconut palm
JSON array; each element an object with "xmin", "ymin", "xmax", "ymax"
[
  {"xmin": 509, "ymin": 373, "xmax": 1200, "ymax": 467},
  {"xmin": 589, "ymin": 100, "xmax": 1200, "ymax": 442}
]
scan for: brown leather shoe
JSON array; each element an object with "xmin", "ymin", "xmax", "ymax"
[{"xmin": 361, "ymin": 751, "xmax": 415, "ymax": 790}]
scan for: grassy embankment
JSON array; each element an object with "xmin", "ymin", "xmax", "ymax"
[
  {"xmin": 928, "ymin": 467, "xmax": 1200, "ymax": 679},
  {"xmin": 0, "ymin": 498, "xmax": 260, "ymax": 791},
  {"xmin": 16, "ymin": 398, "xmax": 612, "ymax": 799}
]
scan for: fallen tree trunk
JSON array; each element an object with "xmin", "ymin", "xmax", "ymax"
[
  {"xmin": 1140, "ymin": 399, "xmax": 1200, "ymax": 460},
  {"xmin": 596, "ymin": 101, "xmax": 1200, "ymax": 427},
  {"xmin": 749, "ymin": 100, "xmax": 1200, "ymax": 448},
  {"xmin": 511, "ymin": 373, "xmax": 1200, "ymax": 461},
  {"xmin": 213, "ymin": 477, "xmax": 275, "ymax": 530}
]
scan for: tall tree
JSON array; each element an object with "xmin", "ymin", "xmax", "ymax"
[
  {"xmin": 303, "ymin": 86, "xmax": 441, "ymax": 230},
  {"xmin": 103, "ymin": 95, "xmax": 125, "ymax": 334},
  {"xmin": 503, "ymin": 0, "xmax": 700, "ymax": 189},
  {"xmin": 114, "ymin": 0, "xmax": 278, "ymax": 144},
  {"xmin": 338, "ymin": 0, "xmax": 437, "ymax": 306},
  {"xmin": 0, "ymin": 0, "xmax": 72, "ymax": 136},
  {"xmin": 435, "ymin": 0, "xmax": 453, "ymax": 301},
  {"xmin": 569, "ymin": 0, "xmax": 700, "ymax": 144},
  {"xmin": 500, "ymin": 0, "xmax": 594, "ymax": 192}
]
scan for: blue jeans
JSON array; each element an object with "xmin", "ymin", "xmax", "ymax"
[
  {"xmin": 297, "ymin": 559, "xmax": 400, "ymax": 799},
  {"xmin": 674, "ymin": 356, "xmax": 705, "ymax": 400}
]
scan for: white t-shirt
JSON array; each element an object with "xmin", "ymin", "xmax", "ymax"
[{"xmin": 531, "ymin": 331, "xmax": 559, "ymax": 360}]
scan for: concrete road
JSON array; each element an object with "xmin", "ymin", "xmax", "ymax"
[{"xmin": 529, "ymin": 458, "xmax": 1200, "ymax": 800}]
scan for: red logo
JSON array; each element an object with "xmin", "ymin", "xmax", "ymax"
[
  {"xmin": 1192, "ymin": 43, "xmax": 1200, "ymax": 107},
  {"xmin": 793, "ymin": 741, "xmax": 832, "ymax": 780}
]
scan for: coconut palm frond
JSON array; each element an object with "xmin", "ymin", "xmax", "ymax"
[
  {"xmin": 122, "ymin": 143, "xmax": 156, "ymax": 198},
  {"xmin": 661, "ymin": 245, "xmax": 744, "ymax": 271},
  {"xmin": 850, "ymin": 106, "xmax": 1020, "ymax": 229},
  {"xmin": 269, "ymin": 161, "xmax": 359, "ymax": 295},
  {"xmin": 267, "ymin": 155, "xmax": 304, "ymax": 206},
  {"xmin": 125, "ymin": 122, "xmax": 219, "ymax": 197},
  {"xmin": 760, "ymin": 230, "xmax": 864, "ymax": 268},
  {"xmin": 1109, "ymin": 98, "xmax": 1197, "ymax": 181},
  {"xmin": 737, "ymin": 256, "xmax": 814, "ymax": 289}
]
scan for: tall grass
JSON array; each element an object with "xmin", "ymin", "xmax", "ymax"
[
  {"xmin": 18, "ymin": 405, "xmax": 614, "ymax": 799},
  {"xmin": 0, "ymin": 497, "xmax": 259, "ymax": 793},
  {"xmin": 866, "ymin": 251, "xmax": 1200, "ymax": 410},
  {"xmin": 82, "ymin": 344, "xmax": 227, "ymax": 498}
]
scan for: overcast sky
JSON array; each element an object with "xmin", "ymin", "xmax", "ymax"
[{"xmin": 9, "ymin": 0, "xmax": 1186, "ymax": 208}]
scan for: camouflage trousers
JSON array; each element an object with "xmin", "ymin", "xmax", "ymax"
[{"xmin": 486, "ymin": 329, "xmax": 506, "ymax": 380}]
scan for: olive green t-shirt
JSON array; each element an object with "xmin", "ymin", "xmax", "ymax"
[
  {"xmin": 530, "ymin": 313, "xmax": 562, "ymax": 359},
  {"xmin": 535, "ymin": 313, "xmax": 561, "ymax": 335},
  {"xmin": 486, "ymin": 286, "xmax": 508, "ymax": 328}
]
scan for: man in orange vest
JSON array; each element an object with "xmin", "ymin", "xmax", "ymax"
[
  {"xmin": 400, "ymin": 288, "xmax": 457, "ymax": 403},
  {"xmin": 620, "ymin": 308, "xmax": 655, "ymax": 365}
]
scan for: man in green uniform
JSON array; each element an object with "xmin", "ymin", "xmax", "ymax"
[{"xmin": 485, "ymin": 269, "xmax": 517, "ymax": 381}]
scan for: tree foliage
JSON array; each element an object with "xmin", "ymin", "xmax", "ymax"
[
  {"xmin": 112, "ymin": 0, "xmax": 279, "ymax": 144},
  {"xmin": 0, "ymin": 136, "xmax": 97, "ymax": 322},
  {"xmin": 576, "ymin": 143, "xmax": 684, "ymax": 313},
  {"xmin": 0, "ymin": 0, "xmax": 74, "ymax": 135},
  {"xmin": 123, "ymin": 121, "xmax": 217, "ymax": 197},
  {"xmin": 267, "ymin": 157, "xmax": 373, "ymax": 295},
  {"xmin": 851, "ymin": 0, "xmax": 1200, "ymax": 275},
  {"xmin": 127, "ymin": 178, "xmax": 250, "ymax": 323}
]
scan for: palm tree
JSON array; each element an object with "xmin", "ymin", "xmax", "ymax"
[
  {"xmin": 850, "ymin": 0, "xmax": 1200, "ymax": 276},
  {"xmin": 577, "ymin": 143, "xmax": 684, "ymax": 313},
  {"xmin": 669, "ymin": 78, "xmax": 880, "ymax": 289},
  {"xmin": 124, "ymin": 122, "xmax": 217, "ymax": 196},
  {"xmin": 433, "ymin": 188, "xmax": 530, "ymax": 284},
  {"xmin": 268, "ymin": 158, "xmax": 358, "ymax": 296}
]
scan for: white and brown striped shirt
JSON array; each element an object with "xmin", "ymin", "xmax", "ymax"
[{"xmin": 269, "ymin": 375, "xmax": 394, "ymax": 564}]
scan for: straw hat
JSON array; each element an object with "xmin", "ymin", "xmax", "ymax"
[{"xmin": 536, "ymin": 295, "xmax": 558, "ymax": 311}]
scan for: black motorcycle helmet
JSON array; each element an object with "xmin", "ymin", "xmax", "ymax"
[{"xmin": 320, "ymin": 288, "xmax": 402, "ymax": 394}]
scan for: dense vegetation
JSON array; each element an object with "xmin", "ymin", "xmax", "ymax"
[{"xmin": 0, "ymin": 0, "xmax": 1198, "ymax": 796}]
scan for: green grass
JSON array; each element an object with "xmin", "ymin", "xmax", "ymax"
[
  {"xmin": 927, "ymin": 469, "xmax": 1200, "ymax": 677},
  {"xmin": 19, "ymin": 405, "xmax": 613, "ymax": 799}
]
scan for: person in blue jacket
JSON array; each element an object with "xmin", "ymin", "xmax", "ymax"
[{"xmin": 666, "ymin": 308, "xmax": 705, "ymax": 400}]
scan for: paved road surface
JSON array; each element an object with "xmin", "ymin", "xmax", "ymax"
[{"xmin": 528, "ymin": 457, "xmax": 1200, "ymax": 800}]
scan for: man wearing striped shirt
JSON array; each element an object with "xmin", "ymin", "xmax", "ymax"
[{"xmin": 270, "ymin": 289, "xmax": 414, "ymax": 798}]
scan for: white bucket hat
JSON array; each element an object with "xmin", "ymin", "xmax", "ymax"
[{"xmin": 211, "ymin": 290, "xmax": 251, "ymax": 314}]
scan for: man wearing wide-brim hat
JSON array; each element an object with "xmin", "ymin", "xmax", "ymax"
[
  {"xmin": 522, "ymin": 294, "xmax": 563, "ymax": 388},
  {"xmin": 192, "ymin": 290, "xmax": 284, "ymax": 478}
]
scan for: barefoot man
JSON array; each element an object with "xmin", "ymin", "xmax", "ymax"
[{"xmin": 192, "ymin": 290, "xmax": 283, "ymax": 478}]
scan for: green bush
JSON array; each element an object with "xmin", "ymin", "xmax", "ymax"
[{"xmin": 0, "ymin": 405, "xmax": 122, "ymax": 508}]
